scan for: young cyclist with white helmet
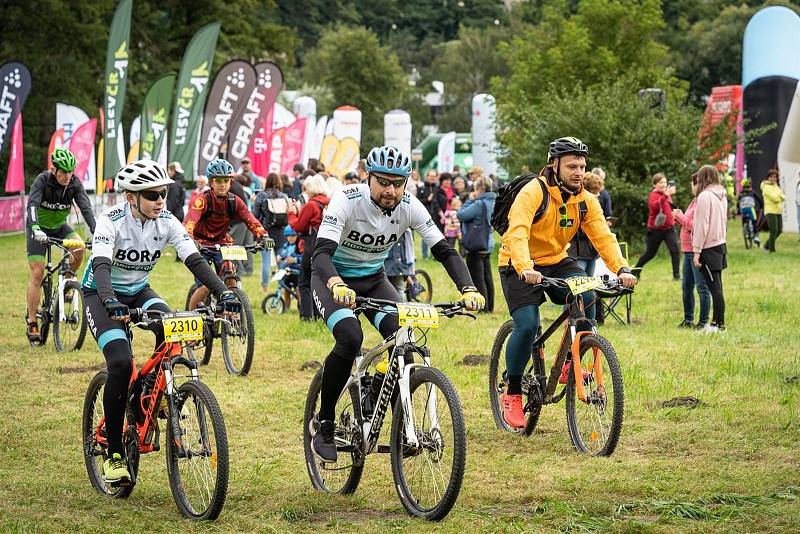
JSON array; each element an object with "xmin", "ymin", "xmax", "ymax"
[
  {"xmin": 308, "ymin": 145, "xmax": 485, "ymax": 462},
  {"xmin": 81, "ymin": 160, "xmax": 241, "ymax": 485},
  {"xmin": 25, "ymin": 148, "xmax": 96, "ymax": 344}
]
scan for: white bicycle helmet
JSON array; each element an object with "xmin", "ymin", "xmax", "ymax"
[{"xmin": 116, "ymin": 160, "xmax": 174, "ymax": 191}]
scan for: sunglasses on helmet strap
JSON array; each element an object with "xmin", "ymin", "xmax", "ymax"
[{"xmin": 139, "ymin": 189, "xmax": 168, "ymax": 201}]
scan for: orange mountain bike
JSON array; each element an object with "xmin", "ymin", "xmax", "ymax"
[
  {"xmin": 82, "ymin": 306, "xmax": 229, "ymax": 520},
  {"xmin": 488, "ymin": 276, "xmax": 632, "ymax": 456}
]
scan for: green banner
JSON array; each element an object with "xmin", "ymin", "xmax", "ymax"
[
  {"xmin": 140, "ymin": 73, "xmax": 176, "ymax": 163},
  {"xmin": 102, "ymin": 0, "xmax": 132, "ymax": 178},
  {"xmin": 168, "ymin": 22, "xmax": 221, "ymax": 179}
]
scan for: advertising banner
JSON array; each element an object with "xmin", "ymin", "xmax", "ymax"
[
  {"xmin": 56, "ymin": 103, "xmax": 95, "ymax": 187},
  {"xmin": 199, "ymin": 60, "xmax": 255, "ymax": 172},
  {"xmin": 127, "ymin": 115, "xmax": 140, "ymax": 163},
  {"xmin": 69, "ymin": 118, "xmax": 98, "ymax": 183},
  {"xmin": 330, "ymin": 137, "xmax": 360, "ymax": 178},
  {"xmin": 332, "ymin": 105, "xmax": 361, "ymax": 144},
  {"xmin": 248, "ymin": 106, "xmax": 273, "ymax": 177},
  {"xmin": 5, "ymin": 114, "xmax": 24, "ymax": 193},
  {"xmin": 228, "ymin": 62, "xmax": 282, "ymax": 169},
  {"xmin": 293, "ymin": 96, "xmax": 316, "ymax": 166},
  {"xmin": 471, "ymin": 93, "xmax": 498, "ymax": 176},
  {"xmin": 0, "ymin": 195, "xmax": 25, "ymax": 232},
  {"xmin": 319, "ymin": 134, "xmax": 339, "ymax": 169},
  {"xmin": 310, "ymin": 115, "xmax": 328, "ymax": 161},
  {"xmin": 0, "ymin": 61, "xmax": 32, "ymax": 160},
  {"xmin": 102, "ymin": 0, "xmax": 132, "ymax": 178},
  {"xmin": 268, "ymin": 127, "xmax": 286, "ymax": 174},
  {"xmin": 384, "ymin": 109, "xmax": 412, "ymax": 156},
  {"xmin": 280, "ymin": 118, "xmax": 307, "ymax": 174},
  {"xmin": 437, "ymin": 131, "xmax": 456, "ymax": 173},
  {"xmin": 139, "ymin": 73, "xmax": 175, "ymax": 163},
  {"xmin": 168, "ymin": 22, "xmax": 220, "ymax": 179}
]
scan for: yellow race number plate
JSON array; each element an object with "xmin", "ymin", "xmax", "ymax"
[
  {"xmin": 163, "ymin": 312, "xmax": 204, "ymax": 342},
  {"xmin": 220, "ymin": 246, "xmax": 247, "ymax": 260},
  {"xmin": 397, "ymin": 303, "xmax": 439, "ymax": 329},
  {"xmin": 566, "ymin": 276, "xmax": 604, "ymax": 296}
]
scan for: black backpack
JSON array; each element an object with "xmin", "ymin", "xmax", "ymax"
[
  {"xmin": 490, "ymin": 173, "xmax": 588, "ymax": 235},
  {"xmin": 199, "ymin": 190, "xmax": 237, "ymax": 221},
  {"xmin": 490, "ymin": 173, "xmax": 550, "ymax": 236},
  {"xmin": 257, "ymin": 193, "xmax": 289, "ymax": 228}
]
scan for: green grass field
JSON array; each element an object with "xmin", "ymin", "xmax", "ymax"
[{"xmin": 0, "ymin": 223, "xmax": 798, "ymax": 532}]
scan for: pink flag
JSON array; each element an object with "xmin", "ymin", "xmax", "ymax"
[
  {"xmin": 5, "ymin": 113, "xmax": 25, "ymax": 193},
  {"xmin": 69, "ymin": 118, "xmax": 97, "ymax": 183},
  {"xmin": 47, "ymin": 128, "xmax": 66, "ymax": 167},
  {"xmin": 280, "ymin": 118, "xmax": 307, "ymax": 175},
  {"xmin": 268, "ymin": 127, "xmax": 286, "ymax": 175},
  {"xmin": 248, "ymin": 106, "xmax": 274, "ymax": 177}
]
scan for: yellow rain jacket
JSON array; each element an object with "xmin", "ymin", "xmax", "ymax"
[{"xmin": 499, "ymin": 171, "xmax": 628, "ymax": 275}]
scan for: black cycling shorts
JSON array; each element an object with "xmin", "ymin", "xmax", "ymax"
[
  {"xmin": 499, "ymin": 257, "xmax": 588, "ymax": 315},
  {"xmin": 311, "ymin": 269, "xmax": 400, "ymax": 336},
  {"xmin": 26, "ymin": 224, "xmax": 77, "ymax": 262},
  {"xmin": 82, "ymin": 287, "xmax": 171, "ymax": 352}
]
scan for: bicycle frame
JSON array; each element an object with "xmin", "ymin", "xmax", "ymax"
[
  {"xmin": 530, "ymin": 290, "xmax": 602, "ymax": 404},
  {"xmin": 344, "ymin": 325, "xmax": 436, "ymax": 454},
  {"xmin": 42, "ymin": 241, "xmax": 81, "ymax": 323}
]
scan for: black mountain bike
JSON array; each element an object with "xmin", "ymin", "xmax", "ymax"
[
  {"xmin": 29, "ymin": 237, "xmax": 89, "ymax": 351},
  {"xmin": 303, "ymin": 297, "xmax": 471, "ymax": 520},
  {"xmin": 488, "ymin": 276, "xmax": 631, "ymax": 456},
  {"xmin": 742, "ymin": 217, "xmax": 757, "ymax": 250}
]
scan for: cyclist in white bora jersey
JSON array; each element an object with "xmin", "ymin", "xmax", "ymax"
[
  {"xmin": 307, "ymin": 145, "xmax": 485, "ymax": 463},
  {"xmin": 82, "ymin": 160, "xmax": 241, "ymax": 486}
]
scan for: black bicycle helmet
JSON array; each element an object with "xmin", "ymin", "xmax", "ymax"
[{"xmin": 548, "ymin": 137, "xmax": 588, "ymax": 160}]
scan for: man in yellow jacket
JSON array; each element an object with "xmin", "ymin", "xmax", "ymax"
[{"xmin": 497, "ymin": 137, "xmax": 637, "ymax": 429}]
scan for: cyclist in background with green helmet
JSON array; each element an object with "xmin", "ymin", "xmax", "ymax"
[{"xmin": 25, "ymin": 147, "xmax": 96, "ymax": 344}]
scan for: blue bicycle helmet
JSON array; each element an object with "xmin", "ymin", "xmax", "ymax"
[
  {"xmin": 365, "ymin": 145, "xmax": 412, "ymax": 177},
  {"xmin": 283, "ymin": 226, "xmax": 297, "ymax": 237},
  {"xmin": 205, "ymin": 158, "xmax": 235, "ymax": 178}
]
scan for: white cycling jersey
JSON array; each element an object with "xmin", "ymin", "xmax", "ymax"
[
  {"xmin": 82, "ymin": 201, "xmax": 197, "ymax": 295},
  {"xmin": 317, "ymin": 184, "xmax": 445, "ymax": 278}
]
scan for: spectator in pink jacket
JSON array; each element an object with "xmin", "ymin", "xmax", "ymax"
[
  {"xmin": 634, "ymin": 173, "xmax": 681, "ymax": 280},
  {"xmin": 691, "ymin": 165, "xmax": 728, "ymax": 333},
  {"xmin": 673, "ymin": 173, "xmax": 711, "ymax": 329}
]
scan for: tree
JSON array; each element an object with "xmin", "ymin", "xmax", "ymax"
[{"xmin": 302, "ymin": 26, "xmax": 407, "ymax": 149}]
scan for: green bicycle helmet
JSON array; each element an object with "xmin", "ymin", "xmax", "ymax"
[{"xmin": 51, "ymin": 147, "xmax": 77, "ymax": 172}]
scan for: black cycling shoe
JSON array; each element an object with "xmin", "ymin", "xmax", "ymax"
[
  {"xmin": 677, "ymin": 320, "xmax": 693, "ymax": 328},
  {"xmin": 310, "ymin": 414, "xmax": 337, "ymax": 463}
]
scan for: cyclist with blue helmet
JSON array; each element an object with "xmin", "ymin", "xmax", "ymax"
[
  {"xmin": 183, "ymin": 158, "xmax": 273, "ymax": 310},
  {"xmin": 307, "ymin": 145, "xmax": 485, "ymax": 463}
]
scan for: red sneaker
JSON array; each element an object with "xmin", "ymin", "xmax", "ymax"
[
  {"xmin": 502, "ymin": 393, "xmax": 526, "ymax": 429},
  {"xmin": 559, "ymin": 361, "xmax": 590, "ymax": 384}
]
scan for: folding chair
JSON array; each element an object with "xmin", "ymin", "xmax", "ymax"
[{"xmin": 595, "ymin": 242, "xmax": 638, "ymax": 325}]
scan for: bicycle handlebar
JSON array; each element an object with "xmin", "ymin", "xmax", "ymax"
[
  {"xmin": 46, "ymin": 237, "xmax": 92, "ymax": 250},
  {"xmin": 196, "ymin": 243, "xmax": 265, "ymax": 253},
  {"xmin": 127, "ymin": 304, "xmax": 224, "ymax": 329},
  {"xmin": 537, "ymin": 275, "xmax": 634, "ymax": 295},
  {"xmin": 353, "ymin": 297, "xmax": 474, "ymax": 319}
]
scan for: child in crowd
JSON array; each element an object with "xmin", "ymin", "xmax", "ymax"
[{"xmin": 443, "ymin": 196, "xmax": 462, "ymax": 249}]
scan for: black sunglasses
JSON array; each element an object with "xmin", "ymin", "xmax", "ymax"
[
  {"xmin": 371, "ymin": 173, "xmax": 407, "ymax": 189},
  {"xmin": 139, "ymin": 189, "xmax": 167, "ymax": 201}
]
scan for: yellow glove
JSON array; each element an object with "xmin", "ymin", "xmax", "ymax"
[
  {"xmin": 460, "ymin": 288, "xmax": 485, "ymax": 312},
  {"xmin": 331, "ymin": 282, "xmax": 357, "ymax": 308}
]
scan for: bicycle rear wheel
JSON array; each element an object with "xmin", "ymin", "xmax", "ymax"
[
  {"xmin": 166, "ymin": 380, "xmax": 229, "ymax": 520},
  {"xmin": 390, "ymin": 367, "xmax": 466, "ymax": 521},
  {"xmin": 743, "ymin": 222, "xmax": 753, "ymax": 250},
  {"xmin": 261, "ymin": 293, "xmax": 284, "ymax": 315},
  {"xmin": 220, "ymin": 287, "xmax": 254, "ymax": 376},
  {"xmin": 303, "ymin": 368, "xmax": 364, "ymax": 494},
  {"xmin": 54, "ymin": 280, "xmax": 87, "ymax": 352},
  {"xmin": 565, "ymin": 334, "xmax": 624, "ymax": 456},
  {"xmin": 488, "ymin": 320, "xmax": 545, "ymax": 436},
  {"xmin": 81, "ymin": 371, "xmax": 139, "ymax": 498}
]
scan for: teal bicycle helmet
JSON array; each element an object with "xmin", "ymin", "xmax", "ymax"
[
  {"xmin": 365, "ymin": 146, "xmax": 411, "ymax": 177},
  {"xmin": 206, "ymin": 158, "xmax": 235, "ymax": 178}
]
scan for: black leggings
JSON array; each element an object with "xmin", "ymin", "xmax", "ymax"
[
  {"xmin": 700, "ymin": 268, "xmax": 725, "ymax": 326},
  {"xmin": 83, "ymin": 288, "xmax": 171, "ymax": 456},
  {"xmin": 765, "ymin": 213, "xmax": 782, "ymax": 252},
  {"xmin": 311, "ymin": 271, "xmax": 400, "ymax": 421},
  {"xmin": 635, "ymin": 228, "xmax": 680, "ymax": 278},
  {"xmin": 298, "ymin": 235, "xmax": 316, "ymax": 319},
  {"xmin": 465, "ymin": 252, "xmax": 494, "ymax": 312}
]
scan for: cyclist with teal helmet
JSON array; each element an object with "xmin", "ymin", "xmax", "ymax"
[
  {"xmin": 307, "ymin": 145, "xmax": 485, "ymax": 462},
  {"xmin": 25, "ymin": 147, "xmax": 96, "ymax": 344}
]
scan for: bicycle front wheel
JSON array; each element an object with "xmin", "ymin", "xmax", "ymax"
[
  {"xmin": 81, "ymin": 371, "xmax": 139, "ymax": 498},
  {"xmin": 261, "ymin": 292, "xmax": 284, "ymax": 315},
  {"xmin": 303, "ymin": 368, "xmax": 364, "ymax": 494},
  {"xmin": 565, "ymin": 334, "xmax": 624, "ymax": 456},
  {"xmin": 166, "ymin": 380, "xmax": 229, "ymax": 520},
  {"xmin": 54, "ymin": 280, "xmax": 87, "ymax": 352},
  {"xmin": 220, "ymin": 287, "xmax": 255, "ymax": 376},
  {"xmin": 390, "ymin": 367, "xmax": 466, "ymax": 521}
]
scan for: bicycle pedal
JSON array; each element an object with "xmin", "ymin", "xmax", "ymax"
[{"xmin": 377, "ymin": 444, "xmax": 391, "ymax": 453}]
